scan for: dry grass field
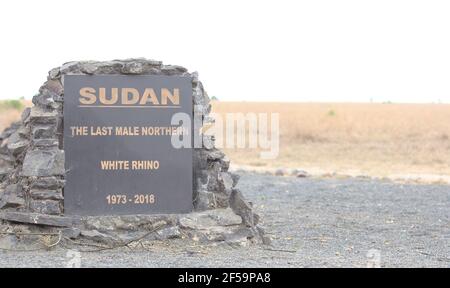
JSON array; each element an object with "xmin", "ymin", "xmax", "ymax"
[
  {"xmin": 0, "ymin": 109, "xmax": 21, "ymax": 132},
  {"xmin": 1, "ymin": 100, "xmax": 449, "ymax": 183},
  {"xmin": 211, "ymin": 101, "xmax": 450, "ymax": 183},
  {"xmin": 0, "ymin": 100, "xmax": 31, "ymax": 132}
]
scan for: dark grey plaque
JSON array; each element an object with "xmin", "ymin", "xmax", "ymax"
[{"xmin": 64, "ymin": 75, "xmax": 193, "ymax": 215}]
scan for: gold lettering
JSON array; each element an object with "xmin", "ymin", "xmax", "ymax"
[
  {"xmin": 79, "ymin": 87, "xmax": 96, "ymax": 105},
  {"xmin": 79, "ymin": 87, "xmax": 181, "ymax": 106},
  {"xmin": 99, "ymin": 87, "xmax": 118, "ymax": 105},
  {"xmin": 139, "ymin": 88, "xmax": 160, "ymax": 105},
  {"xmin": 131, "ymin": 160, "xmax": 160, "ymax": 170},
  {"xmin": 161, "ymin": 88, "xmax": 179, "ymax": 105},
  {"xmin": 115, "ymin": 126, "xmax": 140, "ymax": 136},
  {"xmin": 121, "ymin": 88, "xmax": 140, "ymax": 105},
  {"xmin": 100, "ymin": 160, "xmax": 129, "ymax": 170}
]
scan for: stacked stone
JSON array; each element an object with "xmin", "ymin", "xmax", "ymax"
[
  {"xmin": 0, "ymin": 112, "xmax": 30, "ymax": 210},
  {"xmin": 190, "ymin": 68, "xmax": 259, "ymax": 227},
  {"xmin": 0, "ymin": 122, "xmax": 22, "ymax": 181},
  {"xmin": 191, "ymin": 70, "xmax": 237, "ymax": 210},
  {"xmin": 0, "ymin": 59, "xmax": 259, "ymax": 229},
  {"xmin": 0, "ymin": 70, "xmax": 65, "ymax": 213},
  {"xmin": 23, "ymin": 80, "xmax": 65, "ymax": 214}
]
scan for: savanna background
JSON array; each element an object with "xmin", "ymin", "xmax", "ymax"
[
  {"xmin": 211, "ymin": 101, "xmax": 450, "ymax": 184},
  {"xmin": 2, "ymin": 99, "xmax": 449, "ymax": 184},
  {"xmin": 0, "ymin": 100, "xmax": 30, "ymax": 132}
]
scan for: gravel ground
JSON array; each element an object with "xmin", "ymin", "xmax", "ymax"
[{"xmin": 0, "ymin": 172, "xmax": 449, "ymax": 267}]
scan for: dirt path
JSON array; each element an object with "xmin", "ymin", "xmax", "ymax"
[{"xmin": 0, "ymin": 172, "xmax": 448, "ymax": 267}]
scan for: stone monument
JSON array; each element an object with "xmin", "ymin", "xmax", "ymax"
[{"xmin": 0, "ymin": 59, "xmax": 268, "ymax": 248}]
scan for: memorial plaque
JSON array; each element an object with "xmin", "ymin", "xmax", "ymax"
[{"xmin": 64, "ymin": 75, "xmax": 193, "ymax": 215}]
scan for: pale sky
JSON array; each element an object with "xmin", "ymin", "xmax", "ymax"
[{"xmin": 0, "ymin": 0, "xmax": 449, "ymax": 103}]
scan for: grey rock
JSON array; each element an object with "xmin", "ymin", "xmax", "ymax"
[
  {"xmin": 296, "ymin": 170, "xmax": 309, "ymax": 178},
  {"xmin": 214, "ymin": 193, "xmax": 231, "ymax": 208},
  {"xmin": 0, "ymin": 193, "xmax": 25, "ymax": 209},
  {"xmin": 206, "ymin": 166, "xmax": 221, "ymax": 192},
  {"xmin": 0, "ymin": 122, "xmax": 20, "ymax": 140},
  {"xmin": 229, "ymin": 189, "xmax": 259, "ymax": 227},
  {"xmin": 219, "ymin": 172, "xmax": 234, "ymax": 192},
  {"xmin": 218, "ymin": 155, "xmax": 230, "ymax": 171},
  {"xmin": 194, "ymin": 190, "xmax": 217, "ymax": 210},
  {"xmin": 79, "ymin": 62, "xmax": 99, "ymax": 74},
  {"xmin": 113, "ymin": 230, "xmax": 158, "ymax": 243},
  {"xmin": 5, "ymin": 184, "xmax": 23, "ymax": 196},
  {"xmin": 0, "ymin": 155, "xmax": 13, "ymax": 169},
  {"xmin": 193, "ymin": 81, "xmax": 210, "ymax": 108},
  {"xmin": 32, "ymin": 139, "xmax": 59, "ymax": 148},
  {"xmin": 0, "ymin": 139, "xmax": 8, "ymax": 152},
  {"xmin": 256, "ymin": 225, "xmax": 272, "ymax": 245},
  {"xmin": 30, "ymin": 189, "xmax": 63, "ymax": 200},
  {"xmin": 21, "ymin": 107, "xmax": 31, "ymax": 124},
  {"xmin": 21, "ymin": 149, "xmax": 64, "ymax": 177},
  {"xmin": 0, "ymin": 168, "xmax": 11, "ymax": 182},
  {"xmin": 205, "ymin": 149, "xmax": 225, "ymax": 161},
  {"xmin": 161, "ymin": 65, "xmax": 187, "ymax": 75},
  {"xmin": 61, "ymin": 227, "xmax": 81, "ymax": 239},
  {"xmin": 59, "ymin": 59, "xmax": 165, "ymax": 76},
  {"xmin": 157, "ymin": 226, "xmax": 182, "ymax": 240},
  {"xmin": 230, "ymin": 172, "xmax": 240, "ymax": 188},
  {"xmin": 208, "ymin": 208, "xmax": 243, "ymax": 226},
  {"xmin": 179, "ymin": 209, "xmax": 241, "ymax": 230},
  {"xmin": 17, "ymin": 125, "xmax": 30, "ymax": 138},
  {"xmin": 80, "ymin": 229, "xmax": 120, "ymax": 245},
  {"xmin": 32, "ymin": 88, "xmax": 60, "ymax": 109},
  {"xmin": 59, "ymin": 62, "xmax": 82, "ymax": 75},
  {"xmin": 121, "ymin": 61, "xmax": 147, "ymax": 74},
  {"xmin": 6, "ymin": 131, "xmax": 29, "ymax": 156},
  {"xmin": 83, "ymin": 61, "xmax": 124, "ymax": 75},
  {"xmin": 83, "ymin": 215, "xmax": 174, "ymax": 233},
  {"xmin": 29, "ymin": 200, "xmax": 62, "ymax": 215},
  {"xmin": 30, "ymin": 177, "xmax": 64, "ymax": 190},
  {"xmin": 202, "ymin": 135, "xmax": 215, "ymax": 150},
  {"xmin": 203, "ymin": 115, "xmax": 215, "ymax": 124},
  {"xmin": 120, "ymin": 59, "xmax": 162, "ymax": 74},
  {"xmin": 194, "ymin": 171, "xmax": 209, "ymax": 188},
  {"xmin": 78, "ymin": 60, "xmax": 168, "ymax": 75},
  {"xmin": 120, "ymin": 60, "xmax": 162, "ymax": 74},
  {"xmin": 0, "ymin": 184, "xmax": 24, "ymax": 209},
  {"xmin": 194, "ymin": 104, "xmax": 207, "ymax": 116},
  {"xmin": 193, "ymin": 86, "xmax": 205, "ymax": 105},
  {"xmin": 3, "ymin": 183, "xmax": 22, "ymax": 195},
  {"xmin": 40, "ymin": 79, "xmax": 63, "ymax": 96},
  {"xmin": 275, "ymin": 168, "xmax": 286, "ymax": 176},
  {"xmin": 0, "ymin": 211, "xmax": 78, "ymax": 227},
  {"xmin": 52, "ymin": 93, "xmax": 64, "ymax": 104},
  {"xmin": 191, "ymin": 71, "xmax": 199, "ymax": 86},
  {"xmin": 32, "ymin": 124, "xmax": 56, "ymax": 140},
  {"xmin": 29, "ymin": 106, "xmax": 58, "ymax": 124},
  {"xmin": 0, "ymin": 235, "xmax": 18, "ymax": 249},
  {"xmin": 178, "ymin": 209, "xmax": 248, "ymax": 244},
  {"xmin": 223, "ymin": 227, "xmax": 257, "ymax": 246},
  {"xmin": 48, "ymin": 67, "xmax": 61, "ymax": 80}
]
